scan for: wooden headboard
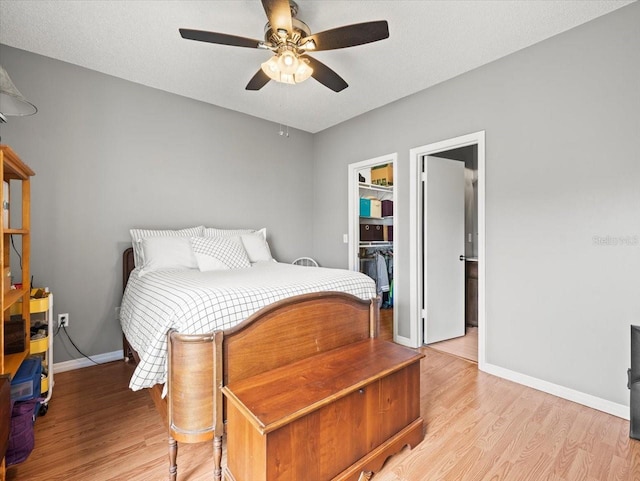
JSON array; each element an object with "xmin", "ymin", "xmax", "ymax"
[{"xmin": 122, "ymin": 247, "xmax": 135, "ymax": 293}]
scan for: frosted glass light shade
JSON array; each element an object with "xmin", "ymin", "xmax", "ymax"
[
  {"xmin": 261, "ymin": 54, "xmax": 313, "ymax": 85},
  {"xmin": 0, "ymin": 65, "xmax": 37, "ymax": 118}
]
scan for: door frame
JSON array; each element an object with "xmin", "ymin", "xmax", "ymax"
[
  {"xmin": 409, "ymin": 131, "xmax": 486, "ymax": 369},
  {"xmin": 348, "ymin": 153, "xmax": 398, "ymax": 341}
]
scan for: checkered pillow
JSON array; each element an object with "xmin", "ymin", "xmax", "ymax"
[
  {"xmin": 204, "ymin": 227, "xmax": 255, "ymax": 237},
  {"xmin": 190, "ymin": 236, "xmax": 251, "ymax": 271}
]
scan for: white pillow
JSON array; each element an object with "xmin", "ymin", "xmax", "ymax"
[
  {"xmin": 204, "ymin": 227, "xmax": 255, "ymax": 237},
  {"xmin": 190, "ymin": 236, "xmax": 251, "ymax": 271},
  {"xmin": 240, "ymin": 228, "xmax": 273, "ymax": 263},
  {"xmin": 138, "ymin": 237, "xmax": 197, "ymax": 276},
  {"xmin": 130, "ymin": 226, "xmax": 204, "ymax": 267}
]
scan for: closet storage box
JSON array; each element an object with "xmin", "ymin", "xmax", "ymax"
[
  {"xmin": 369, "ymin": 199, "xmax": 382, "ymax": 218},
  {"xmin": 360, "ymin": 198, "xmax": 371, "ymax": 217},
  {"xmin": 384, "ymin": 225, "xmax": 394, "ymax": 242},
  {"xmin": 371, "ymin": 164, "xmax": 393, "ymax": 186},
  {"xmin": 382, "ymin": 199, "xmax": 393, "ymax": 217},
  {"xmin": 360, "ymin": 224, "xmax": 384, "ymax": 241},
  {"xmin": 360, "ymin": 198, "xmax": 381, "ymax": 218},
  {"xmin": 10, "ymin": 358, "xmax": 41, "ymax": 402}
]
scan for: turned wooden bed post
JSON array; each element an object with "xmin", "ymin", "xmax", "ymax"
[
  {"xmin": 168, "ymin": 437, "xmax": 177, "ymax": 481},
  {"xmin": 212, "ymin": 331, "xmax": 224, "ymax": 481},
  {"xmin": 167, "ymin": 329, "xmax": 224, "ymax": 481}
]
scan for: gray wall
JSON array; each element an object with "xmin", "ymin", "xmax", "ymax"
[
  {"xmin": 312, "ymin": 2, "xmax": 640, "ymax": 407},
  {"xmin": 0, "ymin": 45, "xmax": 313, "ymax": 363}
]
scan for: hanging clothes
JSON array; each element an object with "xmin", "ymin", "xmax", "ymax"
[
  {"xmin": 376, "ymin": 253, "xmax": 390, "ymax": 294},
  {"xmin": 360, "ymin": 249, "xmax": 392, "ymax": 307}
]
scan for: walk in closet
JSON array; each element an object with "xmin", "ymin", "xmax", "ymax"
[
  {"xmin": 348, "ymin": 155, "xmax": 397, "ymax": 338},
  {"xmin": 358, "ymin": 167, "xmax": 393, "ymax": 307}
]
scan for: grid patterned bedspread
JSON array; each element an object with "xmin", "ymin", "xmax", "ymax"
[{"xmin": 120, "ymin": 262, "xmax": 376, "ymax": 390}]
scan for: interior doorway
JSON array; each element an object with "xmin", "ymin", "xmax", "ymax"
[
  {"xmin": 409, "ymin": 132, "xmax": 485, "ymax": 367},
  {"xmin": 348, "ymin": 154, "xmax": 398, "ymax": 342},
  {"xmin": 422, "ymin": 154, "xmax": 467, "ymax": 345}
]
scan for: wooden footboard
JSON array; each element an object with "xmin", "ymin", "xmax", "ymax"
[
  {"xmin": 223, "ymin": 291, "xmax": 378, "ymax": 386},
  {"xmin": 121, "ymin": 247, "xmax": 379, "ymax": 481}
]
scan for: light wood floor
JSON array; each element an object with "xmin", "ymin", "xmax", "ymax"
[
  {"xmin": 428, "ymin": 327, "xmax": 478, "ymax": 363},
  {"xmin": 7, "ymin": 322, "xmax": 640, "ymax": 481}
]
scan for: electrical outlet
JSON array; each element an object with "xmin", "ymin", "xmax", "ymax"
[
  {"xmin": 115, "ymin": 306, "xmax": 121, "ymax": 320},
  {"xmin": 58, "ymin": 313, "xmax": 69, "ymax": 327}
]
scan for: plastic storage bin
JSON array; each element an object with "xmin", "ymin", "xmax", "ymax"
[{"xmin": 10, "ymin": 357, "xmax": 41, "ymax": 401}]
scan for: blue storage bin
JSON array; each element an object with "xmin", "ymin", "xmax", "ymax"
[
  {"xmin": 360, "ymin": 198, "xmax": 371, "ymax": 217},
  {"xmin": 10, "ymin": 357, "xmax": 42, "ymax": 401}
]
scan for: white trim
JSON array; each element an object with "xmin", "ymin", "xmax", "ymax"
[
  {"xmin": 477, "ymin": 133, "xmax": 486, "ymax": 370},
  {"xmin": 408, "ymin": 147, "xmax": 421, "ymax": 348},
  {"xmin": 53, "ymin": 350, "xmax": 124, "ymax": 373},
  {"xmin": 409, "ymin": 131, "xmax": 486, "ymax": 356},
  {"xmin": 483, "ymin": 362, "xmax": 629, "ymax": 420},
  {"xmin": 347, "ymin": 153, "xmax": 400, "ymax": 343}
]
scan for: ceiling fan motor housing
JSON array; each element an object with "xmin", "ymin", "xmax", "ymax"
[{"xmin": 264, "ymin": 17, "xmax": 311, "ymax": 52}]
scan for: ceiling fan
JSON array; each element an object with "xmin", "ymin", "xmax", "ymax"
[{"xmin": 179, "ymin": 0, "xmax": 389, "ymax": 92}]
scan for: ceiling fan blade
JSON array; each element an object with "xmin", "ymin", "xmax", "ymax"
[
  {"xmin": 246, "ymin": 69, "xmax": 271, "ymax": 91},
  {"xmin": 302, "ymin": 20, "xmax": 389, "ymax": 51},
  {"xmin": 304, "ymin": 56, "xmax": 348, "ymax": 92},
  {"xmin": 179, "ymin": 29, "xmax": 262, "ymax": 49},
  {"xmin": 261, "ymin": 0, "xmax": 293, "ymax": 34}
]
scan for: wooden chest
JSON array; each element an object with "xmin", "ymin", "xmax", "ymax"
[{"xmin": 222, "ymin": 339, "xmax": 424, "ymax": 481}]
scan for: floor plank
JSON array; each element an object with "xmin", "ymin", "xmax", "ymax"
[
  {"xmin": 6, "ymin": 331, "xmax": 639, "ymax": 481},
  {"xmin": 428, "ymin": 326, "xmax": 478, "ymax": 362}
]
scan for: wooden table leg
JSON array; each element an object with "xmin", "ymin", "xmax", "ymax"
[{"xmin": 168, "ymin": 436, "xmax": 178, "ymax": 481}]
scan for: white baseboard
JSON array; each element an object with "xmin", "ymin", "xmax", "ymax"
[
  {"xmin": 53, "ymin": 350, "xmax": 124, "ymax": 374},
  {"xmin": 482, "ymin": 362, "xmax": 629, "ymax": 420}
]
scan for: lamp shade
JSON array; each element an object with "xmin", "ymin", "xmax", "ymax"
[
  {"xmin": 261, "ymin": 54, "xmax": 313, "ymax": 86},
  {"xmin": 0, "ymin": 65, "xmax": 37, "ymax": 117}
]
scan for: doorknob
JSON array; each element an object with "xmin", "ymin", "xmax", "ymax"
[{"xmin": 459, "ymin": 255, "xmax": 466, "ymax": 261}]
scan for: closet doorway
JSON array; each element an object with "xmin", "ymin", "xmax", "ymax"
[
  {"xmin": 348, "ymin": 154, "xmax": 398, "ymax": 342},
  {"xmin": 409, "ymin": 131, "xmax": 485, "ymax": 366}
]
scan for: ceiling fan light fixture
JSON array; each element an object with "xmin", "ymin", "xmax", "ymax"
[
  {"xmin": 300, "ymin": 39, "xmax": 316, "ymax": 51},
  {"xmin": 294, "ymin": 57, "xmax": 313, "ymax": 82},
  {"xmin": 261, "ymin": 52, "xmax": 312, "ymax": 85},
  {"xmin": 278, "ymin": 50, "xmax": 298, "ymax": 74},
  {"xmin": 181, "ymin": 2, "xmax": 388, "ymax": 92}
]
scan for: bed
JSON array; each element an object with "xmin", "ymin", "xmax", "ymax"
[{"xmin": 120, "ymin": 241, "xmax": 379, "ymax": 481}]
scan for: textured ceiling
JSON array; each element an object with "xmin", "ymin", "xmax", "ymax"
[{"xmin": 0, "ymin": 0, "xmax": 634, "ymax": 133}]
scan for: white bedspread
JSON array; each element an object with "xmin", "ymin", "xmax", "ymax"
[{"xmin": 120, "ymin": 262, "xmax": 376, "ymax": 390}]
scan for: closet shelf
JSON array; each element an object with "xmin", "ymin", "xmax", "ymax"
[
  {"xmin": 359, "ymin": 182, "xmax": 393, "ymax": 201},
  {"xmin": 359, "ymin": 241, "xmax": 393, "ymax": 248},
  {"xmin": 359, "ymin": 182, "xmax": 393, "ymax": 193}
]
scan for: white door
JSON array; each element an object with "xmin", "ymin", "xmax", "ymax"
[{"xmin": 423, "ymin": 156, "xmax": 466, "ymax": 344}]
